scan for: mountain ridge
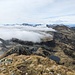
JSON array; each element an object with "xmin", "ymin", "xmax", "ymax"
[{"xmin": 0, "ymin": 25, "xmax": 75, "ymax": 75}]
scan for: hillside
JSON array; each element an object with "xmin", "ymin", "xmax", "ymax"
[{"xmin": 0, "ymin": 25, "xmax": 75, "ymax": 75}]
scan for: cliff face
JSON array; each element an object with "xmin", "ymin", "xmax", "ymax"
[{"xmin": 0, "ymin": 25, "xmax": 75, "ymax": 75}]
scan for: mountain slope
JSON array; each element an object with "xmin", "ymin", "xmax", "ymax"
[
  {"xmin": 0, "ymin": 25, "xmax": 75, "ymax": 75},
  {"xmin": 0, "ymin": 54, "xmax": 75, "ymax": 75}
]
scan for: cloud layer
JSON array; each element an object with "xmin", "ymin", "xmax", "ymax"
[{"xmin": 0, "ymin": 26, "xmax": 55, "ymax": 42}]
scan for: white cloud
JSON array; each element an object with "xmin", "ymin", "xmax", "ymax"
[{"xmin": 0, "ymin": 26, "xmax": 55, "ymax": 42}]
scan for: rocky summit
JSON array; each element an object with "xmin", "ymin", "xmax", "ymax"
[
  {"xmin": 0, "ymin": 25, "xmax": 75, "ymax": 75},
  {"xmin": 0, "ymin": 54, "xmax": 75, "ymax": 75}
]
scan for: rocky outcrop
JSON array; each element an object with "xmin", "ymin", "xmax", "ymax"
[
  {"xmin": 11, "ymin": 38, "xmax": 55, "ymax": 47},
  {"xmin": 0, "ymin": 45, "xmax": 32, "ymax": 59}
]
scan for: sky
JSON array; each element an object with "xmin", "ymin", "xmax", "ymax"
[{"xmin": 0, "ymin": 0, "xmax": 75, "ymax": 25}]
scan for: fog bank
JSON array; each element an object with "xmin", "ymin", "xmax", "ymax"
[{"xmin": 0, "ymin": 26, "xmax": 55, "ymax": 42}]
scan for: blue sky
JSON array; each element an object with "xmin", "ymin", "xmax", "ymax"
[{"xmin": 0, "ymin": 0, "xmax": 75, "ymax": 24}]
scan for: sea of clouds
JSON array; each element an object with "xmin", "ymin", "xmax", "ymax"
[{"xmin": 0, "ymin": 25, "xmax": 55, "ymax": 43}]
